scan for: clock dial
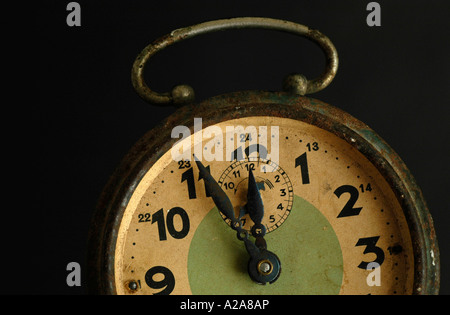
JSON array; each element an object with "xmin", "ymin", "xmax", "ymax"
[{"xmin": 113, "ymin": 116, "xmax": 414, "ymax": 295}]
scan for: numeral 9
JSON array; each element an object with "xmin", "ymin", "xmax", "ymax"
[{"xmin": 145, "ymin": 266, "xmax": 175, "ymax": 295}]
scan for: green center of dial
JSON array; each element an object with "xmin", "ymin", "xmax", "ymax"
[{"xmin": 187, "ymin": 195, "xmax": 343, "ymax": 294}]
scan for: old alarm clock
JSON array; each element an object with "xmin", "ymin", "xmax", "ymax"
[{"xmin": 87, "ymin": 17, "xmax": 440, "ymax": 295}]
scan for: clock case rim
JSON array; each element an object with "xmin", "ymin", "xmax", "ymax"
[{"xmin": 87, "ymin": 90, "xmax": 440, "ymax": 295}]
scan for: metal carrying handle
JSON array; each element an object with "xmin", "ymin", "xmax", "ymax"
[{"xmin": 131, "ymin": 17, "xmax": 339, "ymax": 106}]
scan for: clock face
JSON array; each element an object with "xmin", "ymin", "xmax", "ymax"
[{"xmin": 113, "ymin": 116, "xmax": 414, "ymax": 295}]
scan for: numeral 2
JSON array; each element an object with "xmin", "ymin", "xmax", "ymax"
[{"xmin": 334, "ymin": 185, "xmax": 362, "ymax": 218}]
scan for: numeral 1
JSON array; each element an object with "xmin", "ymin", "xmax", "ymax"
[{"xmin": 295, "ymin": 152, "xmax": 310, "ymax": 184}]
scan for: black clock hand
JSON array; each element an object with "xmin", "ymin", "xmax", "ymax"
[
  {"xmin": 245, "ymin": 168, "xmax": 281, "ymax": 284},
  {"xmin": 194, "ymin": 157, "xmax": 240, "ymax": 229},
  {"xmin": 246, "ymin": 169, "xmax": 266, "ymax": 238},
  {"xmin": 194, "ymin": 158, "xmax": 262, "ymax": 255},
  {"xmin": 195, "ymin": 158, "xmax": 280, "ymax": 284}
]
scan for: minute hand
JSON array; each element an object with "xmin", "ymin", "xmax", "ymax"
[{"xmin": 194, "ymin": 159, "xmax": 239, "ymax": 228}]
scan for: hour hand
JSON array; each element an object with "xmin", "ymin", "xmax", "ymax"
[
  {"xmin": 194, "ymin": 157, "xmax": 239, "ymax": 228},
  {"xmin": 246, "ymin": 169, "xmax": 266, "ymax": 237}
]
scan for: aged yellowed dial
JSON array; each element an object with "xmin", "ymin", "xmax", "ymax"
[{"xmin": 113, "ymin": 116, "xmax": 415, "ymax": 295}]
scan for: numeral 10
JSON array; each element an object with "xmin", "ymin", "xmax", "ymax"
[{"xmin": 138, "ymin": 207, "xmax": 190, "ymax": 241}]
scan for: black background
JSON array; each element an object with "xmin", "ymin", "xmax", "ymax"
[{"xmin": 35, "ymin": 0, "xmax": 449, "ymax": 295}]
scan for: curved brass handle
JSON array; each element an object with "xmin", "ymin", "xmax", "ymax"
[{"xmin": 132, "ymin": 17, "xmax": 338, "ymax": 106}]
